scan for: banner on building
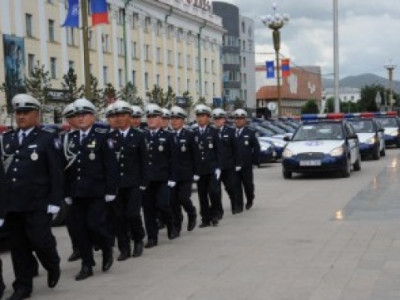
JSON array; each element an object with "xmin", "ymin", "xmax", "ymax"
[
  {"xmin": 266, "ymin": 61, "xmax": 275, "ymax": 78},
  {"xmin": 281, "ymin": 58, "xmax": 290, "ymax": 77},
  {"xmin": 3, "ymin": 34, "xmax": 25, "ymax": 82},
  {"xmin": 91, "ymin": 0, "xmax": 109, "ymax": 26},
  {"xmin": 62, "ymin": 0, "xmax": 80, "ymax": 27}
]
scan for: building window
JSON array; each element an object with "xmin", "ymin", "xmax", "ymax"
[
  {"xmin": 88, "ymin": 30, "xmax": 94, "ymax": 49},
  {"xmin": 167, "ymin": 76, "xmax": 171, "ymax": 88},
  {"xmin": 156, "ymin": 21, "xmax": 162, "ymax": 36},
  {"xmin": 243, "ymin": 73, "xmax": 247, "ymax": 84},
  {"xmin": 26, "ymin": 14, "xmax": 33, "ymax": 37},
  {"xmin": 48, "ymin": 19, "xmax": 55, "ymax": 42},
  {"xmin": 67, "ymin": 28, "xmax": 75, "ymax": 46},
  {"xmin": 103, "ymin": 66, "xmax": 108, "ymax": 85},
  {"xmin": 241, "ymin": 21, "xmax": 245, "ymax": 33},
  {"xmin": 144, "ymin": 44, "xmax": 150, "ymax": 61},
  {"xmin": 50, "ymin": 57, "xmax": 57, "ymax": 79},
  {"xmin": 132, "ymin": 70, "xmax": 136, "ymax": 86},
  {"xmin": 204, "ymin": 58, "xmax": 208, "ymax": 72},
  {"xmin": 118, "ymin": 38, "xmax": 125, "ymax": 56},
  {"xmin": 144, "ymin": 17, "xmax": 151, "ymax": 32},
  {"xmin": 145, "ymin": 72, "xmax": 149, "ymax": 90},
  {"xmin": 118, "ymin": 9, "xmax": 124, "ymax": 25},
  {"xmin": 213, "ymin": 82, "xmax": 216, "ymax": 96},
  {"xmin": 156, "ymin": 47, "xmax": 162, "ymax": 63},
  {"xmin": 47, "ymin": 0, "xmax": 54, "ymax": 4},
  {"xmin": 195, "ymin": 80, "xmax": 199, "ymax": 94},
  {"xmin": 177, "ymin": 77, "xmax": 181, "ymax": 93},
  {"xmin": 242, "ymin": 40, "xmax": 246, "ymax": 51},
  {"xmin": 244, "ymin": 89, "xmax": 247, "ymax": 101},
  {"xmin": 102, "ymin": 34, "xmax": 110, "ymax": 52},
  {"xmin": 178, "ymin": 53, "xmax": 182, "ymax": 67},
  {"xmin": 167, "ymin": 25, "xmax": 174, "ymax": 38},
  {"xmin": 205, "ymin": 81, "xmax": 208, "ymax": 95},
  {"xmin": 211, "ymin": 59, "xmax": 215, "ymax": 73},
  {"xmin": 243, "ymin": 57, "xmax": 246, "ymax": 67},
  {"xmin": 118, "ymin": 68, "xmax": 123, "ymax": 87},
  {"xmin": 187, "ymin": 54, "xmax": 191, "ymax": 69},
  {"xmin": 28, "ymin": 54, "xmax": 35, "ymax": 74},
  {"xmin": 167, "ymin": 50, "xmax": 172, "ymax": 65},
  {"xmin": 132, "ymin": 13, "xmax": 139, "ymax": 29},
  {"xmin": 187, "ymin": 79, "xmax": 190, "ymax": 90},
  {"xmin": 177, "ymin": 28, "xmax": 184, "ymax": 41},
  {"xmin": 132, "ymin": 42, "xmax": 137, "ymax": 59},
  {"xmin": 156, "ymin": 74, "xmax": 160, "ymax": 86}
]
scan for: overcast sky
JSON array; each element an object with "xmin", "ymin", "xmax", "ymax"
[{"xmin": 221, "ymin": 0, "xmax": 400, "ymax": 81}]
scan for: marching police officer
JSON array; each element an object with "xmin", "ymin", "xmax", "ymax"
[
  {"xmin": 142, "ymin": 104, "xmax": 179, "ymax": 248},
  {"xmin": 212, "ymin": 108, "xmax": 240, "ymax": 214},
  {"xmin": 130, "ymin": 106, "xmax": 144, "ymax": 129},
  {"xmin": 61, "ymin": 103, "xmax": 81, "ymax": 262},
  {"xmin": 169, "ymin": 106, "xmax": 197, "ymax": 233},
  {"xmin": 233, "ymin": 109, "xmax": 260, "ymax": 210},
  {"xmin": 105, "ymin": 103, "xmax": 118, "ymax": 131},
  {"xmin": 108, "ymin": 101, "xmax": 147, "ymax": 261},
  {"xmin": 192, "ymin": 104, "xmax": 222, "ymax": 227},
  {"xmin": 0, "ymin": 94, "xmax": 62, "ymax": 299},
  {"xmin": 0, "ymin": 159, "xmax": 5, "ymax": 299},
  {"xmin": 64, "ymin": 98, "xmax": 118, "ymax": 281}
]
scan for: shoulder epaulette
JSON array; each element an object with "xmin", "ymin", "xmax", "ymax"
[
  {"xmin": 2, "ymin": 128, "xmax": 15, "ymax": 135},
  {"xmin": 41, "ymin": 127, "xmax": 56, "ymax": 134}
]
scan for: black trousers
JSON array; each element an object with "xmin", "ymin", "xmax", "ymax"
[
  {"xmin": 70, "ymin": 197, "xmax": 113, "ymax": 267},
  {"xmin": 221, "ymin": 169, "xmax": 239, "ymax": 213},
  {"xmin": 142, "ymin": 181, "xmax": 173, "ymax": 240},
  {"xmin": 6, "ymin": 211, "xmax": 60, "ymax": 293},
  {"xmin": 197, "ymin": 174, "xmax": 222, "ymax": 224},
  {"xmin": 112, "ymin": 187, "xmax": 145, "ymax": 253},
  {"xmin": 170, "ymin": 180, "xmax": 196, "ymax": 232},
  {"xmin": 65, "ymin": 205, "xmax": 79, "ymax": 251},
  {"xmin": 236, "ymin": 166, "xmax": 255, "ymax": 209}
]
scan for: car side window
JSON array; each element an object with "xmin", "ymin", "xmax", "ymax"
[{"xmin": 345, "ymin": 123, "xmax": 355, "ymax": 138}]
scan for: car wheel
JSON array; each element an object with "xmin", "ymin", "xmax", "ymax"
[
  {"xmin": 353, "ymin": 153, "xmax": 361, "ymax": 171},
  {"xmin": 372, "ymin": 145, "xmax": 380, "ymax": 160},
  {"xmin": 341, "ymin": 157, "xmax": 351, "ymax": 178},
  {"xmin": 380, "ymin": 145, "xmax": 386, "ymax": 156},
  {"xmin": 283, "ymin": 169, "xmax": 292, "ymax": 179}
]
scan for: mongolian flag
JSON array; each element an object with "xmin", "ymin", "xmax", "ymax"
[
  {"xmin": 91, "ymin": 0, "xmax": 109, "ymax": 26},
  {"xmin": 266, "ymin": 61, "xmax": 275, "ymax": 78},
  {"xmin": 62, "ymin": 0, "xmax": 80, "ymax": 28},
  {"xmin": 281, "ymin": 58, "xmax": 291, "ymax": 77}
]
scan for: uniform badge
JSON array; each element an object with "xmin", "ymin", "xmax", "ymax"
[
  {"xmin": 31, "ymin": 151, "xmax": 39, "ymax": 161},
  {"xmin": 181, "ymin": 144, "xmax": 186, "ymax": 152},
  {"xmin": 209, "ymin": 143, "xmax": 213, "ymax": 149},
  {"xmin": 54, "ymin": 138, "xmax": 61, "ymax": 150},
  {"xmin": 245, "ymin": 141, "xmax": 249, "ymax": 146},
  {"xmin": 159, "ymin": 145, "xmax": 164, "ymax": 152},
  {"xmin": 107, "ymin": 139, "xmax": 114, "ymax": 149},
  {"xmin": 5, "ymin": 144, "xmax": 9, "ymax": 149},
  {"xmin": 89, "ymin": 152, "xmax": 96, "ymax": 160}
]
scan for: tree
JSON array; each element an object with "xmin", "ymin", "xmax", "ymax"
[
  {"xmin": 233, "ymin": 97, "xmax": 245, "ymax": 109},
  {"xmin": 25, "ymin": 62, "xmax": 51, "ymax": 122},
  {"xmin": 0, "ymin": 69, "xmax": 26, "ymax": 116},
  {"xmin": 61, "ymin": 68, "xmax": 84, "ymax": 102},
  {"xmin": 146, "ymin": 85, "xmax": 165, "ymax": 106},
  {"xmin": 164, "ymin": 86, "xmax": 176, "ymax": 108},
  {"xmin": 359, "ymin": 84, "xmax": 385, "ymax": 112},
  {"xmin": 301, "ymin": 99, "xmax": 319, "ymax": 114},
  {"xmin": 103, "ymin": 83, "xmax": 117, "ymax": 108},
  {"xmin": 325, "ymin": 97, "xmax": 335, "ymax": 113},
  {"xmin": 194, "ymin": 97, "xmax": 207, "ymax": 105},
  {"xmin": 118, "ymin": 81, "xmax": 140, "ymax": 105}
]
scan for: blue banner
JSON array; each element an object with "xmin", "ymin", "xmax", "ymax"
[
  {"xmin": 266, "ymin": 61, "xmax": 275, "ymax": 78},
  {"xmin": 62, "ymin": 0, "xmax": 80, "ymax": 28}
]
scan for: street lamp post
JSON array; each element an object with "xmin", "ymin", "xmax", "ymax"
[
  {"xmin": 262, "ymin": 3, "xmax": 289, "ymax": 118},
  {"xmin": 384, "ymin": 61, "xmax": 396, "ymax": 111},
  {"xmin": 123, "ymin": 0, "xmax": 133, "ymax": 86}
]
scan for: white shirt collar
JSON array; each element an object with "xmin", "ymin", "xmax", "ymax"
[
  {"xmin": 80, "ymin": 127, "xmax": 92, "ymax": 136},
  {"xmin": 119, "ymin": 128, "xmax": 130, "ymax": 137},
  {"xmin": 19, "ymin": 127, "xmax": 34, "ymax": 137}
]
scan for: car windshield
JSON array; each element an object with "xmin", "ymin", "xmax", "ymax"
[
  {"xmin": 376, "ymin": 117, "xmax": 397, "ymax": 127},
  {"xmin": 292, "ymin": 123, "xmax": 344, "ymax": 141},
  {"xmin": 255, "ymin": 125, "xmax": 274, "ymax": 136},
  {"xmin": 347, "ymin": 120, "xmax": 374, "ymax": 133}
]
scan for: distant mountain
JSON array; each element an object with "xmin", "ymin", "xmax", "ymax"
[{"xmin": 323, "ymin": 73, "xmax": 400, "ymax": 93}]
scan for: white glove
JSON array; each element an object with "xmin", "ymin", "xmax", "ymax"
[
  {"xmin": 167, "ymin": 181, "xmax": 176, "ymax": 188},
  {"xmin": 47, "ymin": 205, "xmax": 60, "ymax": 214},
  {"xmin": 215, "ymin": 168, "xmax": 221, "ymax": 180},
  {"xmin": 0, "ymin": 219, "xmax": 4, "ymax": 228},
  {"xmin": 193, "ymin": 175, "xmax": 200, "ymax": 182},
  {"xmin": 105, "ymin": 195, "xmax": 116, "ymax": 202},
  {"xmin": 235, "ymin": 166, "xmax": 242, "ymax": 172},
  {"xmin": 64, "ymin": 197, "xmax": 72, "ymax": 205},
  {"xmin": 139, "ymin": 186, "xmax": 147, "ymax": 191}
]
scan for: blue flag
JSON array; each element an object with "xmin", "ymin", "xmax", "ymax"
[
  {"xmin": 266, "ymin": 61, "xmax": 275, "ymax": 78},
  {"xmin": 62, "ymin": 0, "xmax": 79, "ymax": 28}
]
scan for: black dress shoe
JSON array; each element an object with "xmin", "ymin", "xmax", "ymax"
[
  {"xmin": 187, "ymin": 214, "xmax": 197, "ymax": 231},
  {"xmin": 75, "ymin": 266, "xmax": 93, "ymax": 281},
  {"xmin": 6, "ymin": 288, "xmax": 31, "ymax": 300},
  {"xmin": 117, "ymin": 251, "xmax": 130, "ymax": 261},
  {"xmin": 245, "ymin": 201, "xmax": 253, "ymax": 210},
  {"xmin": 144, "ymin": 239, "xmax": 158, "ymax": 249},
  {"xmin": 132, "ymin": 241, "xmax": 144, "ymax": 257},
  {"xmin": 168, "ymin": 228, "xmax": 180, "ymax": 240},
  {"xmin": 47, "ymin": 266, "xmax": 61, "ymax": 288},
  {"xmin": 211, "ymin": 218, "xmax": 219, "ymax": 226},
  {"xmin": 68, "ymin": 249, "xmax": 81, "ymax": 262},
  {"xmin": 199, "ymin": 222, "xmax": 210, "ymax": 228},
  {"xmin": 102, "ymin": 248, "xmax": 114, "ymax": 272}
]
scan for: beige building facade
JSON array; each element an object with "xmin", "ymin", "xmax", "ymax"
[{"xmin": 0, "ymin": 0, "xmax": 225, "ymax": 121}]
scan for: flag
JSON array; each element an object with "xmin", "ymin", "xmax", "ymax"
[
  {"xmin": 62, "ymin": 0, "xmax": 80, "ymax": 28},
  {"xmin": 281, "ymin": 58, "xmax": 290, "ymax": 77},
  {"xmin": 91, "ymin": 0, "xmax": 109, "ymax": 26},
  {"xmin": 266, "ymin": 61, "xmax": 275, "ymax": 78}
]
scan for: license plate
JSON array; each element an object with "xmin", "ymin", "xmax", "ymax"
[{"xmin": 299, "ymin": 160, "xmax": 321, "ymax": 166}]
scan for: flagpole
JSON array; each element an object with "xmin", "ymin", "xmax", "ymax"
[{"xmin": 81, "ymin": 0, "xmax": 91, "ymax": 100}]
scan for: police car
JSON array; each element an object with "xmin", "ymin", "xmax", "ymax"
[
  {"xmin": 282, "ymin": 113, "xmax": 361, "ymax": 179},
  {"xmin": 345, "ymin": 113, "xmax": 385, "ymax": 160},
  {"xmin": 373, "ymin": 111, "xmax": 400, "ymax": 147}
]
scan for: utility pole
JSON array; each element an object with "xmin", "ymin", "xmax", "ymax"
[
  {"xmin": 81, "ymin": 0, "xmax": 91, "ymax": 99},
  {"xmin": 123, "ymin": 0, "xmax": 133, "ymax": 85},
  {"xmin": 333, "ymin": 0, "xmax": 340, "ymax": 113},
  {"xmin": 198, "ymin": 22, "xmax": 207, "ymax": 98}
]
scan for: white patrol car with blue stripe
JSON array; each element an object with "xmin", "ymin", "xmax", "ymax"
[
  {"xmin": 282, "ymin": 113, "xmax": 361, "ymax": 179},
  {"xmin": 345, "ymin": 113, "xmax": 385, "ymax": 160},
  {"xmin": 373, "ymin": 111, "xmax": 400, "ymax": 147}
]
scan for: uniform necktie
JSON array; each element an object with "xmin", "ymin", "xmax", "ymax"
[
  {"xmin": 19, "ymin": 132, "xmax": 26, "ymax": 145},
  {"xmin": 80, "ymin": 133, "xmax": 87, "ymax": 145},
  {"xmin": 236, "ymin": 129, "xmax": 241, "ymax": 137}
]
